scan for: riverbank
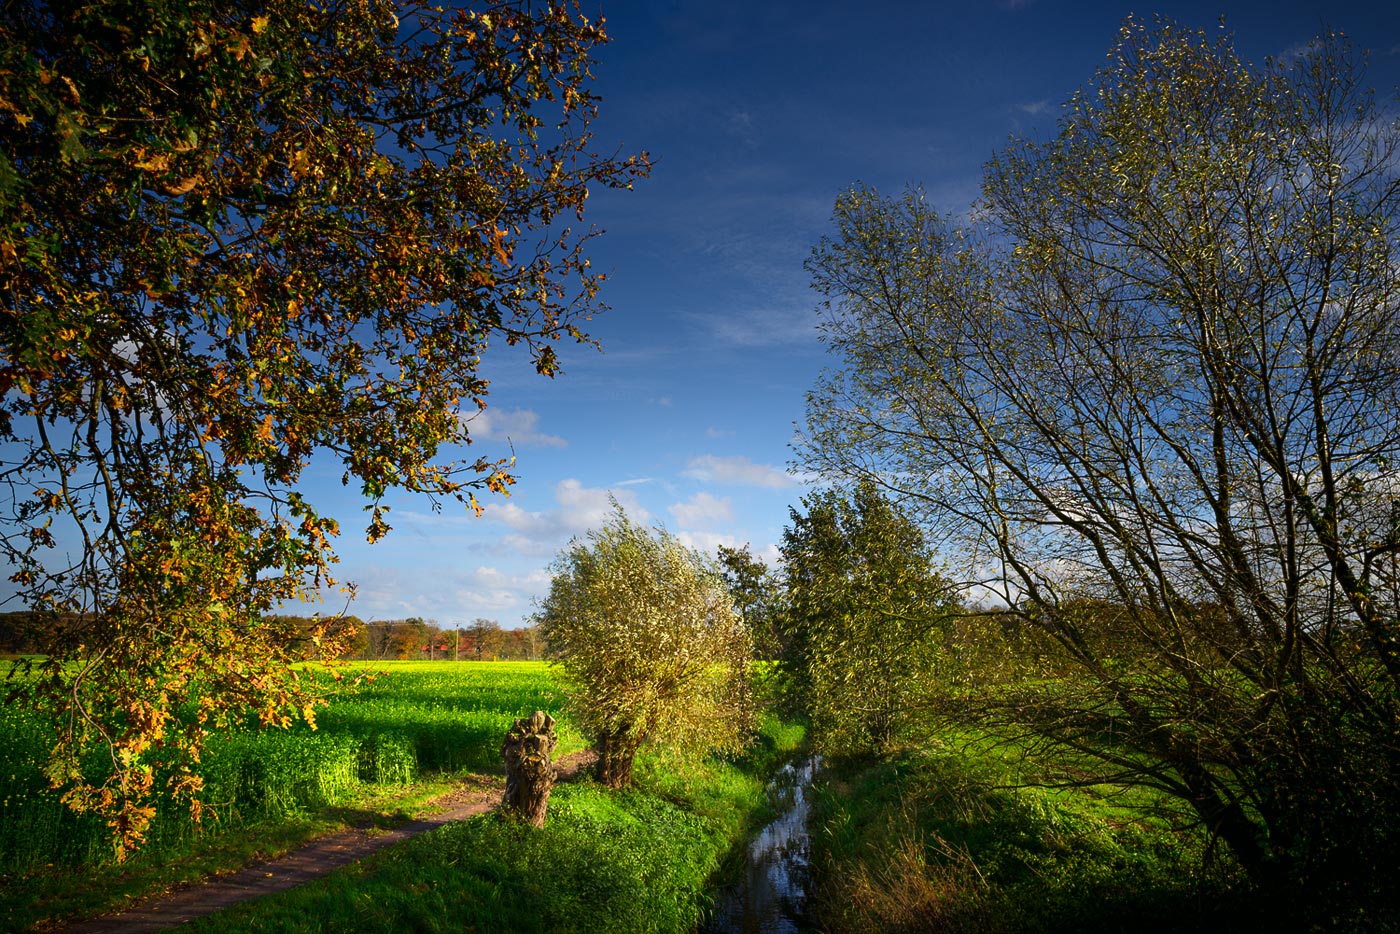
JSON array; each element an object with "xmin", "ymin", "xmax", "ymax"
[{"xmin": 805, "ymin": 734, "xmax": 1255, "ymax": 933}]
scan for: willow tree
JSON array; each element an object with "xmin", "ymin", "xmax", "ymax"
[
  {"xmin": 536, "ymin": 506, "xmax": 752, "ymax": 788},
  {"xmin": 803, "ymin": 20, "xmax": 1400, "ymax": 909},
  {"xmin": 0, "ymin": 0, "xmax": 645, "ymax": 851}
]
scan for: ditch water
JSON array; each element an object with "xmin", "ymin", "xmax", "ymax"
[{"xmin": 702, "ymin": 754, "xmax": 822, "ymax": 934}]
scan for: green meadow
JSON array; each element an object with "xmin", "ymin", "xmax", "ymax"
[
  {"xmin": 1, "ymin": 659, "xmax": 1270, "ymax": 932},
  {"xmin": 0, "ymin": 661, "xmax": 801, "ymax": 932}
]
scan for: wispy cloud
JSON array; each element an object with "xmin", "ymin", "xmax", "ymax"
[
  {"xmin": 453, "ymin": 566, "xmax": 553, "ymax": 614},
  {"xmin": 318, "ymin": 564, "xmax": 554, "ymax": 622},
  {"xmin": 690, "ymin": 303, "xmax": 819, "ymax": 349},
  {"xmin": 725, "ymin": 109, "xmax": 760, "ymax": 147},
  {"xmin": 682, "ymin": 455, "xmax": 798, "ymax": 489},
  {"xmin": 1019, "ymin": 99, "xmax": 1053, "ymax": 115},
  {"xmin": 1276, "ymin": 42, "xmax": 1313, "ymax": 62},
  {"xmin": 669, "ymin": 491, "xmax": 735, "ymax": 529},
  {"xmin": 460, "ymin": 407, "xmax": 566, "ymax": 448}
]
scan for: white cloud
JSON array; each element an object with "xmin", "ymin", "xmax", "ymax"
[
  {"xmin": 452, "ymin": 587, "xmax": 521, "ymax": 613},
  {"xmin": 453, "ymin": 566, "xmax": 553, "ymax": 614},
  {"xmin": 461, "ymin": 407, "xmax": 567, "ymax": 448},
  {"xmin": 472, "ymin": 565, "xmax": 552, "ymax": 590},
  {"xmin": 311, "ymin": 564, "xmax": 558, "ymax": 623},
  {"xmin": 669, "ymin": 492, "xmax": 735, "ymax": 529},
  {"xmin": 705, "ymin": 426, "xmax": 734, "ymax": 439},
  {"xmin": 1019, "ymin": 100, "xmax": 1052, "ymax": 115},
  {"xmin": 483, "ymin": 478, "xmax": 651, "ymax": 555},
  {"xmin": 1277, "ymin": 41, "xmax": 1318, "ymax": 63},
  {"xmin": 683, "ymin": 454, "xmax": 798, "ymax": 489},
  {"xmin": 676, "ymin": 530, "xmax": 742, "ymax": 555}
]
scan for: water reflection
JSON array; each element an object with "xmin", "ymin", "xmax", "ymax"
[{"xmin": 704, "ymin": 755, "xmax": 821, "ymax": 934}]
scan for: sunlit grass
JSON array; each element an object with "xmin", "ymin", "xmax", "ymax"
[
  {"xmin": 0, "ymin": 660, "xmax": 580, "ymax": 931},
  {"xmin": 181, "ymin": 715, "xmax": 807, "ymax": 934},
  {"xmin": 807, "ymin": 732, "xmax": 1247, "ymax": 933}
]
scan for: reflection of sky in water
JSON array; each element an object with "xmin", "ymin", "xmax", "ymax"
[{"xmin": 704, "ymin": 756, "xmax": 821, "ymax": 934}]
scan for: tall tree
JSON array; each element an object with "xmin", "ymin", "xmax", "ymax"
[
  {"xmin": 0, "ymin": 0, "xmax": 645, "ymax": 851},
  {"xmin": 468, "ymin": 617, "xmax": 503, "ymax": 660},
  {"xmin": 803, "ymin": 19, "xmax": 1400, "ymax": 909},
  {"xmin": 536, "ymin": 505, "xmax": 752, "ymax": 788},
  {"xmin": 387, "ymin": 618, "xmax": 429, "ymax": 661},
  {"xmin": 781, "ymin": 480, "xmax": 958, "ymax": 752}
]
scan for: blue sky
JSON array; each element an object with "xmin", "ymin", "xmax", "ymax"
[{"xmin": 304, "ymin": 0, "xmax": 1400, "ymax": 626}]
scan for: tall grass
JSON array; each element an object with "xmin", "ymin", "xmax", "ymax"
[
  {"xmin": 0, "ymin": 661, "xmax": 582, "ymax": 930},
  {"xmin": 808, "ymin": 736, "xmax": 1249, "ymax": 932},
  {"xmin": 317, "ymin": 661, "xmax": 585, "ymax": 773}
]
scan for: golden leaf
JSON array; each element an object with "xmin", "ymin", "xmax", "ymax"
[{"xmin": 159, "ymin": 175, "xmax": 201, "ymax": 196}]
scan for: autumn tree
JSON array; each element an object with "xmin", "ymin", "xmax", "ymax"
[
  {"xmin": 468, "ymin": 617, "xmax": 504, "ymax": 660},
  {"xmin": 535, "ymin": 505, "xmax": 753, "ymax": 788},
  {"xmin": 781, "ymin": 481, "xmax": 959, "ymax": 752},
  {"xmin": 0, "ymin": 0, "xmax": 645, "ymax": 851},
  {"xmin": 266, "ymin": 614, "xmax": 367, "ymax": 660},
  {"xmin": 803, "ymin": 19, "xmax": 1400, "ymax": 912}
]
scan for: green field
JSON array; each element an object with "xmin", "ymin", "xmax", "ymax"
[
  {"xmin": 0, "ymin": 661, "xmax": 586, "ymax": 930},
  {"xmin": 0, "ymin": 661, "xmax": 802, "ymax": 932}
]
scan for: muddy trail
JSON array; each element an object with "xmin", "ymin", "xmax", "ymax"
[{"xmin": 56, "ymin": 750, "xmax": 598, "ymax": 934}]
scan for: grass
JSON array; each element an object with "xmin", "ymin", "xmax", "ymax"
[
  {"xmin": 179, "ymin": 713, "xmax": 807, "ymax": 934},
  {"xmin": 0, "ymin": 660, "xmax": 584, "ymax": 931},
  {"xmin": 1, "ymin": 661, "xmax": 806, "ymax": 932},
  {"xmin": 807, "ymin": 732, "xmax": 1251, "ymax": 933}
]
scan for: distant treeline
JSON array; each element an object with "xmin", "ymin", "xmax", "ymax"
[
  {"xmin": 331, "ymin": 616, "xmax": 545, "ymax": 662},
  {"xmin": 0, "ymin": 611, "xmax": 543, "ymax": 662}
]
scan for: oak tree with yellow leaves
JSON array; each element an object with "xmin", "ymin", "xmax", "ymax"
[{"xmin": 0, "ymin": 0, "xmax": 645, "ymax": 853}]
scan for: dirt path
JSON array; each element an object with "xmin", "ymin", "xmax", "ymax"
[{"xmin": 58, "ymin": 750, "xmax": 597, "ymax": 934}]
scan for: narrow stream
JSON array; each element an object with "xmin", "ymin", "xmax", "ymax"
[{"xmin": 703, "ymin": 754, "xmax": 822, "ymax": 933}]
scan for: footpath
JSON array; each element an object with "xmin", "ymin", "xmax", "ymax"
[{"xmin": 58, "ymin": 750, "xmax": 597, "ymax": 934}]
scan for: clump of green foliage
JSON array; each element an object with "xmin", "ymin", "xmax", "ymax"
[
  {"xmin": 537, "ymin": 504, "xmax": 753, "ymax": 788},
  {"xmin": 781, "ymin": 480, "xmax": 959, "ymax": 753}
]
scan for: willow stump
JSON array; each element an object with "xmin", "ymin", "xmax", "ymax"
[{"xmin": 501, "ymin": 710, "xmax": 558, "ymax": 827}]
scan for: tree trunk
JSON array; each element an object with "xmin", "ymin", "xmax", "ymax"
[
  {"xmin": 501, "ymin": 710, "xmax": 558, "ymax": 827},
  {"xmin": 594, "ymin": 730, "xmax": 637, "ymax": 788}
]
